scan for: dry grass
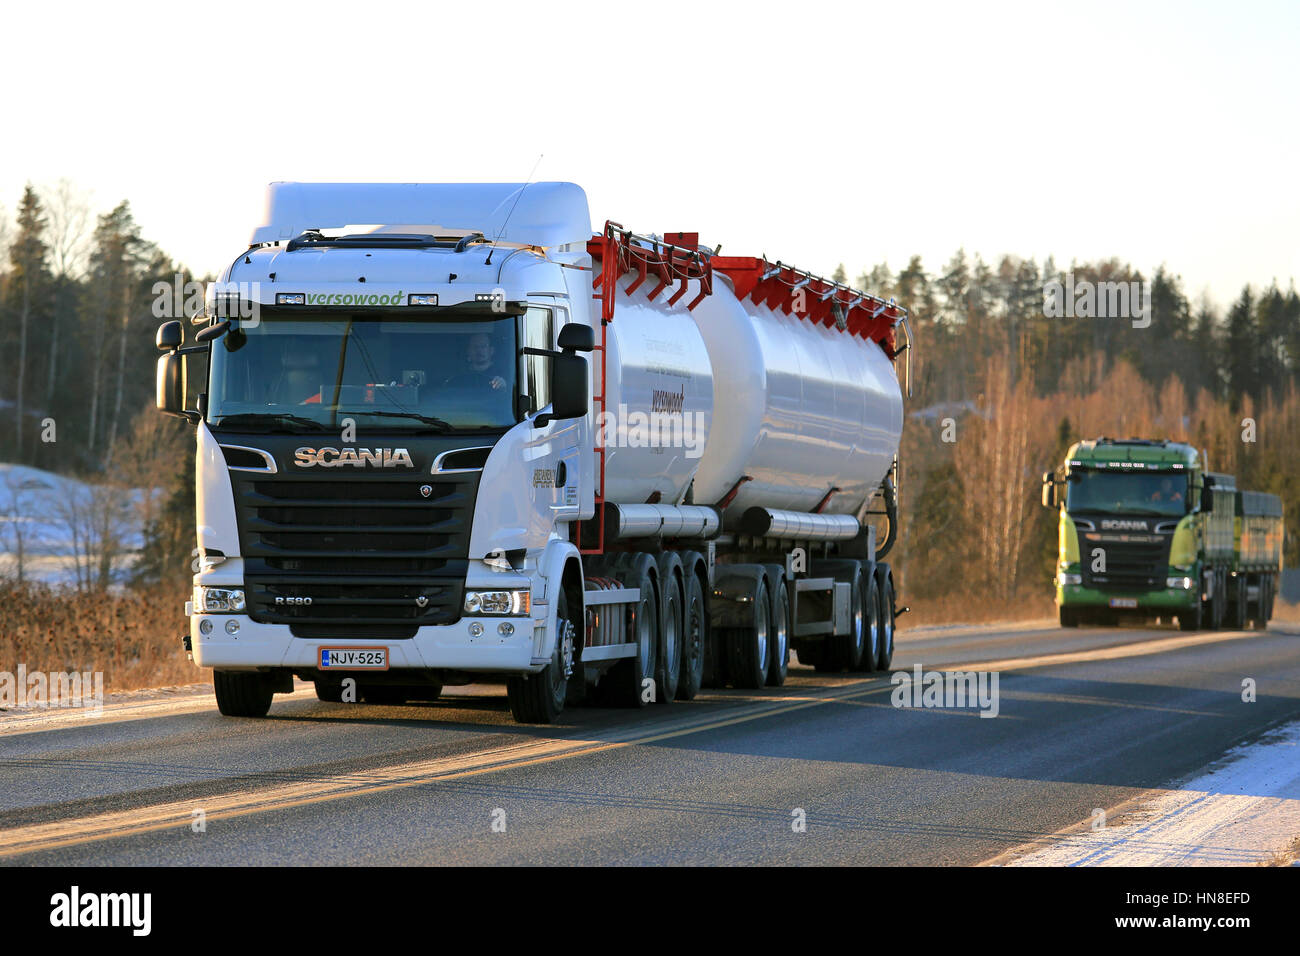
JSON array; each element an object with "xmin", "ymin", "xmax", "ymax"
[{"xmin": 0, "ymin": 581, "xmax": 196, "ymax": 693}]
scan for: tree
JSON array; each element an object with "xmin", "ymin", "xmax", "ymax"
[
  {"xmin": 1222, "ymin": 286, "xmax": 1258, "ymax": 409},
  {"xmin": 85, "ymin": 201, "xmax": 151, "ymax": 456},
  {"xmin": 5, "ymin": 185, "xmax": 50, "ymax": 460}
]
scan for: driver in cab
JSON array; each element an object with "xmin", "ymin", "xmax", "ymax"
[
  {"xmin": 445, "ymin": 332, "xmax": 507, "ymax": 391},
  {"xmin": 1149, "ymin": 477, "xmax": 1184, "ymax": 505}
]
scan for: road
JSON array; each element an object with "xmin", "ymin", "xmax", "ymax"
[{"xmin": 2, "ymin": 619, "xmax": 1299, "ymax": 865}]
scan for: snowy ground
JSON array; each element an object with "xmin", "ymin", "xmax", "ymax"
[
  {"xmin": 1007, "ymin": 719, "xmax": 1300, "ymax": 866},
  {"xmin": 0, "ymin": 463, "xmax": 146, "ymax": 587}
]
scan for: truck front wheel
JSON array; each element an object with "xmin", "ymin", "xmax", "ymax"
[
  {"xmin": 1059, "ymin": 606, "xmax": 1079, "ymax": 628},
  {"xmin": 214, "ymin": 671, "xmax": 274, "ymax": 718},
  {"xmin": 507, "ymin": 591, "xmax": 574, "ymax": 723}
]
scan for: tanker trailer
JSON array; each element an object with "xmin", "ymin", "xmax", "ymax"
[{"xmin": 157, "ymin": 182, "xmax": 911, "ymax": 723}]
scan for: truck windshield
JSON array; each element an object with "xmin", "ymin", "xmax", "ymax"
[
  {"xmin": 1066, "ymin": 470, "xmax": 1189, "ymax": 517},
  {"xmin": 206, "ymin": 310, "xmax": 517, "ymax": 432}
]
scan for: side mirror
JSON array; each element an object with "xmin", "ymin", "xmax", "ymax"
[
  {"xmin": 1041, "ymin": 471, "xmax": 1057, "ymax": 509},
  {"xmin": 156, "ymin": 320, "xmax": 183, "ymax": 352},
  {"xmin": 557, "ymin": 323, "xmax": 595, "ymax": 353},
  {"xmin": 539, "ymin": 353, "xmax": 588, "ymax": 425},
  {"xmin": 195, "ymin": 320, "xmax": 231, "ymax": 343},
  {"xmin": 1201, "ymin": 487, "xmax": 1214, "ymax": 513},
  {"xmin": 156, "ymin": 352, "xmax": 186, "ymax": 418}
]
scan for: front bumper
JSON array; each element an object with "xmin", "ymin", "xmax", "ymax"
[
  {"xmin": 190, "ymin": 613, "xmax": 541, "ymax": 674},
  {"xmin": 1056, "ymin": 583, "xmax": 1197, "ymax": 610}
]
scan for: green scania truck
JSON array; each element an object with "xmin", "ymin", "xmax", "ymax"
[{"xmin": 1041, "ymin": 438, "xmax": 1283, "ymax": 631}]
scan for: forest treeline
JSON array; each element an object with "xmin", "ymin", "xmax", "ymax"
[{"xmin": 0, "ymin": 181, "xmax": 1296, "ymax": 603}]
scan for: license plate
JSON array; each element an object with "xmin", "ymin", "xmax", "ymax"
[
  {"xmin": 319, "ymin": 646, "xmax": 389, "ymax": 670},
  {"xmin": 1108, "ymin": 597, "xmax": 1138, "ymax": 609}
]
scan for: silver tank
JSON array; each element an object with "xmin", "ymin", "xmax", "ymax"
[{"xmin": 600, "ymin": 270, "xmax": 903, "ymax": 521}]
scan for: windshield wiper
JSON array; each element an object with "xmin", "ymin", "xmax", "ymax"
[
  {"xmin": 211, "ymin": 412, "xmax": 334, "ymax": 433},
  {"xmin": 345, "ymin": 410, "xmax": 455, "ymax": 432}
]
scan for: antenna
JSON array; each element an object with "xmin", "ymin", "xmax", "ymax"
[{"xmin": 485, "ymin": 154, "xmax": 543, "ymax": 265}]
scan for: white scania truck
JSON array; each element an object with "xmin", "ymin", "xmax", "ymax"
[{"xmin": 156, "ymin": 182, "xmax": 911, "ymax": 723}]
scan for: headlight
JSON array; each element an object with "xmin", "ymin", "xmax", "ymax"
[
  {"xmin": 1166, "ymin": 576, "xmax": 1194, "ymax": 590},
  {"xmin": 198, "ymin": 587, "xmax": 247, "ymax": 613},
  {"xmin": 462, "ymin": 590, "xmax": 530, "ymax": 615},
  {"xmin": 1058, "ymin": 572, "xmax": 1082, "ymax": 586}
]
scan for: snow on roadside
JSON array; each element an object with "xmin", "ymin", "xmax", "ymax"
[
  {"xmin": 0, "ymin": 462, "xmax": 147, "ymax": 588},
  {"xmin": 1007, "ymin": 719, "xmax": 1300, "ymax": 866}
]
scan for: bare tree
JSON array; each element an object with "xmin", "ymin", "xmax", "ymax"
[
  {"xmin": 40, "ymin": 180, "xmax": 93, "ymax": 417},
  {"xmin": 0, "ymin": 472, "xmax": 32, "ymax": 584},
  {"xmin": 54, "ymin": 478, "xmax": 132, "ymax": 592}
]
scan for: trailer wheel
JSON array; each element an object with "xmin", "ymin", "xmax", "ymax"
[
  {"xmin": 875, "ymin": 569, "xmax": 896, "ymax": 671},
  {"xmin": 602, "ymin": 554, "xmax": 658, "ymax": 706},
  {"xmin": 726, "ymin": 576, "xmax": 770, "ymax": 689},
  {"xmin": 677, "ymin": 568, "xmax": 707, "ymax": 700},
  {"xmin": 766, "ymin": 578, "xmax": 790, "ymax": 687},
  {"xmin": 824, "ymin": 568, "xmax": 865, "ymax": 671},
  {"xmin": 654, "ymin": 569, "xmax": 682, "ymax": 704},
  {"xmin": 213, "ymin": 671, "xmax": 274, "ymax": 718},
  {"xmin": 853, "ymin": 575, "xmax": 881, "ymax": 673},
  {"xmin": 507, "ymin": 589, "xmax": 574, "ymax": 723}
]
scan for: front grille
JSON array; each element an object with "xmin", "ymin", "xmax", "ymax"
[
  {"xmin": 1080, "ymin": 533, "xmax": 1171, "ymax": 590},
  {"xmin": 232, "ymin": 472, "xmax": 478, "ymax": 636}
]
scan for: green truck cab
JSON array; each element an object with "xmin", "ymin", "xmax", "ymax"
[{"xmin": 1042, "ymin": 438, "xmax": 1282, "ymax": 631}]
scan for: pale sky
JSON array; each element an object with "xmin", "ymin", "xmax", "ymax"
[{"xmin": 3, "ymin": 0, "xmax": 1297, "ymax": 309}]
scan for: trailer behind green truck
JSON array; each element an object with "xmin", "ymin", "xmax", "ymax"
[{"xmin": 1042, "ymin": 438, "xmax": 1283, "ymax": 631}]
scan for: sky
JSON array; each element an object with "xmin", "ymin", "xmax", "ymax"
[{"xmin": 2, "ymin": 0, "xmax": 1297, "ymax": 309}]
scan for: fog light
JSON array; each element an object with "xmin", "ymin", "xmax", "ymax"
[
  {"xmin": 225, "ymin": 619, "xmax": 240, "ymax": 635},
  {"xmin": 468, "ymin": 622, "xmax": 484, "ymax": 637},
  {"xmin": 199, "ymin": 619, "xmax": 214, "ymax": 635},
  {"xmin": 498, "ymin": 622, "xmax": 514, "ymax": 636}
]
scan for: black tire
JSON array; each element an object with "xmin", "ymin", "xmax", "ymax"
[
  {"xmin": 726, "ymin": 576, "xmax": 770, "ymax": 689},
  {"xmin": 213, "ymin": 670, "xmax": 273, "ymax": 717},
  {"xmin": 766, "ymin": 578, "xmax": 790, "ymax": 686},
  {"xmin": 853, "ymin": 575, "xmax": 881, "ymax": 673},
  {"xmin": 1059, "ymin": 606, "xmax": 1079, "ymax": 628},
  {"xmin": 507, "ymin": 588, "xmax": 574, "ymax": 723},
  {"xmin": 824, "ymin": 568, "xmax": 865, "ymax": 671},
  {"xmin": 676, "ymin": 567, "xmax": 707, "ymax": 700},
  {"xmin": 875, "ymin": 569, "xmax": 896, "ymax": 671},
  {"xmin": 1231, "ymin": 576, "xmax": 1248, "ymax": 630},
  {"xmin": 1178, "ymin": 599, "xmax": 1202, "ymax": 631},
  {"xmin": 654, "ymin": 567, "xmax": 683, "ymax": 704},
  {"xmin": 362, "ymin": 685, "xmax": 409, "ymax": 705},
  {"xmin": 315, "ymin": 679, "xmax": 345, "ymax": 702},
  {"xmin": 603, "ymin": 553, "xmax": 658, "ymax": 706}
]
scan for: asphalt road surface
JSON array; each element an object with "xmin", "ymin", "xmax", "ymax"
[{"xmin": 3, "ymin": 619, "xmax": 1299, "ymax": 865}]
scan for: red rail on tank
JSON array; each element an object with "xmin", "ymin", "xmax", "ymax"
[{"xmin": 577, "ymin": 221, "xmax": 905, "ymax": 555}]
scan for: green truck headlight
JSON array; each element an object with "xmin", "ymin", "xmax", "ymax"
[
  {"xmin": 1058, "ymin": 572, "xmax": 1082, "ymax": 586},
  {"xmin": 1166, "ymin": 576, "xmax": 1195, "ymax": 590}
]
